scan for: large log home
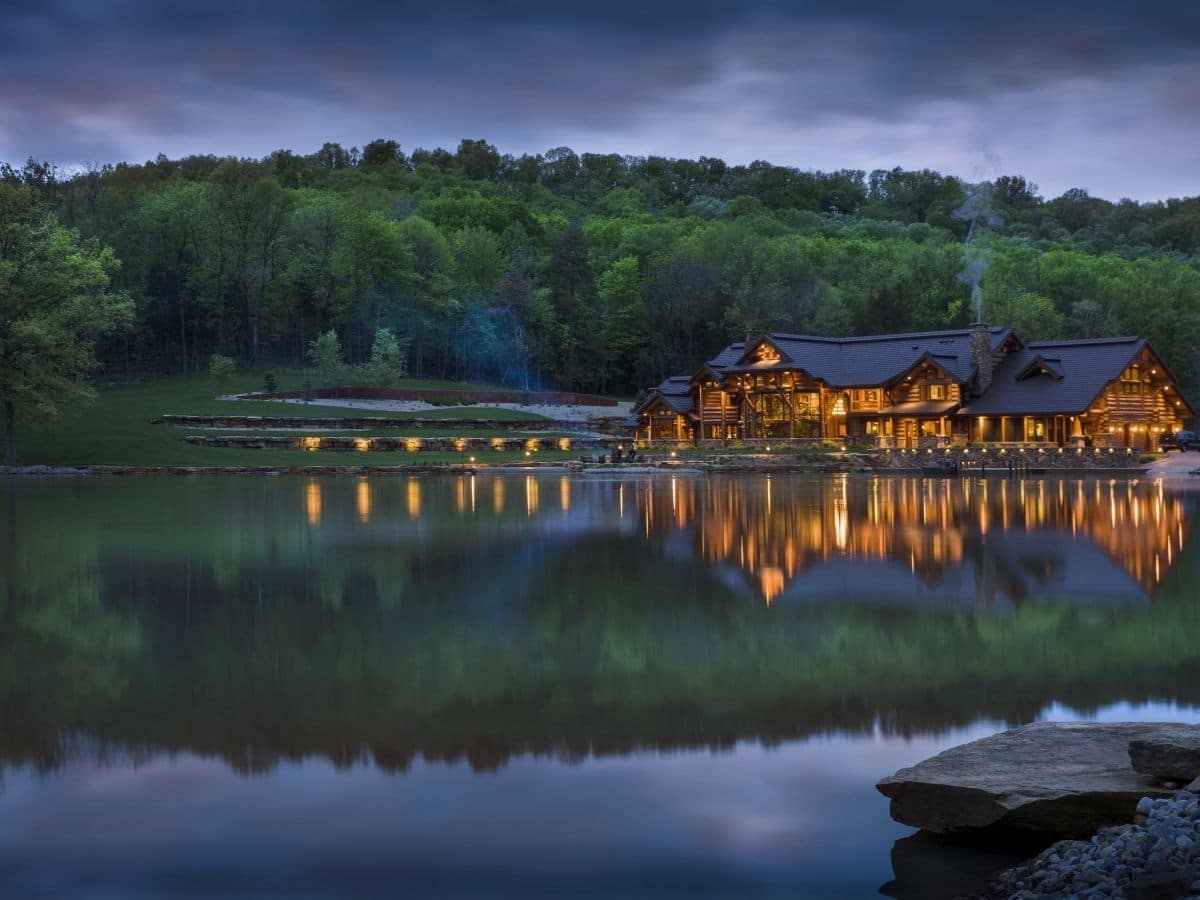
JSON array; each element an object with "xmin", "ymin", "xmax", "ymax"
[{"xmin": 633, "ymin": 324, "xmax": 1193, "ymax": 449}]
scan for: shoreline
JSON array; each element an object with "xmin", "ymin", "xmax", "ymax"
[{"xmin": 0, "ymin": 462, "xmax": 1165, "ymax": 478}]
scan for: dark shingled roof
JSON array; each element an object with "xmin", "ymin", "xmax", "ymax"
[
  {"xmin": 634, "ymin": 376, "xmax": 694, "ymax": 415},
  {"xmin": 728, "ymin": 327, "xmax": 1012, "ymax": 387},
  {"xmin": 708, "ymin": 342, "xmax": 746, "ymax": 369},
  {"xmin": 958, "ymin": 337, "xmax": 1148, "ymax": 416}
]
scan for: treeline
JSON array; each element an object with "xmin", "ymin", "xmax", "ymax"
[{"xmin": 5, "ymin": 139, "xmax": 1200, "ymax": 395}]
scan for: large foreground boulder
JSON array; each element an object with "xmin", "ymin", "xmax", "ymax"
[
  {"xmin": 1129, "ymin": 726, "xmax": 1200, "ymax": 782},
  {"xmin": 877, "ymin": 722, "xmax": 1179, "ymax": 838}
]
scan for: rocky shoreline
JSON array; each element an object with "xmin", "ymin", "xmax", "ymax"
[
  {"xmin": 879, "ymin": 722, "xmax": 1200, "ymax": 899},
  {"xmin": 1, "ymin": 454, "xmax": 1157, "ymax": 478},
  {"xmin": 984, "ymin": 783, "xmax": 1200, "ymax": 899}
]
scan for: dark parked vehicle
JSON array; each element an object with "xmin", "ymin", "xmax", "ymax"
[{"xmin": 1160, "ymin": 430, "xmax": 1198, "ymax": 451}]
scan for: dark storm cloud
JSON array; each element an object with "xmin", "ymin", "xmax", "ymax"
[{"xmin": 3, "ymin": 1, "xmax": 1199, "ymax": 198}]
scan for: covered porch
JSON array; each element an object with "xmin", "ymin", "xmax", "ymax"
[
  {"xmin": 969, "ymin": 414, "xmax": 1080, "ymax": 446},
  {"xmin": 853, "ymin": 399, "xmax": 962, "ymax": 449},
  {"xmin": 635, "ymin": 395, "xmax": 696, "ymax": 444},
  {"xmin": 714, "ymin": 369, "xmax": 828, "ymax": 441}
]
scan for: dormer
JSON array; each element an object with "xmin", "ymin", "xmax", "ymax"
[{"xmin": 735, "ymin": 337, "xmax": 792, "ymax": 367}]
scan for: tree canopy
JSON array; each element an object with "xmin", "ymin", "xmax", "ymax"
[
  {"xmin": 6, "ymin": 140, "xmax": 1200, "ymax": 400},
  {"xmin": 0, "ymin": 182, "xmax": 132, "ymax": 463}
]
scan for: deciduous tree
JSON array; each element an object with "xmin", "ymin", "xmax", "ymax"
[{"xmin": 0, "ymin": 185, "xmax": 133, "ymax": 463}]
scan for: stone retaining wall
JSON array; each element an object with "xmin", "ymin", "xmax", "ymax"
[
  {"xmin": 157, "ymin": 414, "xmax": 561, "ymax": 430},
  {"xmin": 874, "ymin": 445, "xmax": 1146, "ymax": 471},
  {"xmin": 184, "ymin": 435, "xmax": 626, "ymax": 453}
]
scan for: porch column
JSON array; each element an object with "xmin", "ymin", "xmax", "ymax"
[
  {"xmin": 697, "ymin": 383, "xmax": 704, "ymax": 443},
  {"xmin": 817, "ymin": 384, "xmax": 827, "ymax": 439},
  {"xmin": 790, "ymin": 384, "xmax": 796, "ymax": 439}
]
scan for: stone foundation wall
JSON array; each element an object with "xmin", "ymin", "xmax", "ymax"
[{"xmin": 874, "ymin": 445, "xmax": 1146, "ymax": 470}]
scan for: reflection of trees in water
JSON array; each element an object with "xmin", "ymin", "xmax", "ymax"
[
  {"xmin": 1, "ymin": 475, "xmax": 1198, "ymax": 776},
  {"xmin": 0, "ymin": 482, "xmax": 143, "ymax": 772}
]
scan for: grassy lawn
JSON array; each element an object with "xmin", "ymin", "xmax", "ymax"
[{"xmin": 13, "ymin": 371, "xmax": 577, "ymax": 467}]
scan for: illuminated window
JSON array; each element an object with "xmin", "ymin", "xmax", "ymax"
[
  {"xmin": 865, "ymin": 420, "xmax": 880, "ymax": 435},
  {"xmin": 928, "ymin": 384, "xmax": 946, "ymax": 400},
  {"xmin": 832, "ymin": 395, "xmax": 847, "ymax": 416}
]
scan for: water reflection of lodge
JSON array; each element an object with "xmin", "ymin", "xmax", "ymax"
[
  {"xmin": 301, "ymin": 474, "xmax": 1190, "ymax": 608},
  {"xmin": 642, "ymin": 477, "xmax": 1191, "ymax": 606}
]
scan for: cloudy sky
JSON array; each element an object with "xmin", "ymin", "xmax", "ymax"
[{"xmin": 3, "ymin": 0, "xmax": 1199, "ymax": 199}]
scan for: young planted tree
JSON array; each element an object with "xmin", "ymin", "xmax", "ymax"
[
  {"xmin": 208, "ymin": 353, "xmax": 236, "ymax": 393},
  {"xmin": 360, "ymin": 328, "xmax": 408, "ymax": 386},
  {"xmin": 0, "ymin": 184, "xmax": 133, "ymax": 464},
  {"xmin": 306, "ymin": 329, "xmax": 343, "ymax": 384}
]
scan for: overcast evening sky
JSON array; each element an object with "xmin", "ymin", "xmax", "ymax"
[{"xmin": 3, "ymin": 0, "xmax": 1199, "ymax": 201}]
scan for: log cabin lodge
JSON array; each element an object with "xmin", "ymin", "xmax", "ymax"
[{"xmin": 633, "ymin": 324, "xmax": 1193, "ymax": 449}]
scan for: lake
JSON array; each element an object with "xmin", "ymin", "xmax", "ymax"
[{"xmin": 2, "ymin": 473, "xmax": 1198, "ymax": 899}]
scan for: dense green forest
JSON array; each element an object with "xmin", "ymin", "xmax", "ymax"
[{"xmin": 6, "ymin": 140, "xmax": 1200, "ymax": 396}]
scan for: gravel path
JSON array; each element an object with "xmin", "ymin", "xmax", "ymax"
[{"xmin": 271, "ymin": 397, "xmax": 634, "ymax": 422}]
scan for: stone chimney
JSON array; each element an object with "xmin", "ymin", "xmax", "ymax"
[{"xmin": 970, "ymin": 323, "xmax": 993, "ymax": 396}]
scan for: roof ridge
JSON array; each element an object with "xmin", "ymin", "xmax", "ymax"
[
  {"xmin": 770, "ymin": 327, "xmax": 1006, "ymax": 344},
  {"xmin": 1027, "ymin": 337, "xmax": 1141, "ymax": 347}
]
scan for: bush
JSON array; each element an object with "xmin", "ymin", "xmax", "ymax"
[{"xmin": 263, "ymin": 372, "xmax": 277, "ymax": 393}]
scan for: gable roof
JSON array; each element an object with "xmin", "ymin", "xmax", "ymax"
[
  {"xmin": 723, "ymin": 327, "xmax": 1012, "ymax": 386},
  {"xmin": 958, "ymin": 337, "xmax": 1155, "ymax": 416},
  {"xmin": 1015, "ymin": 354, "xmax": 1064, "ymax": 381},
  {"xmin": 633, "ymin": 376, "xmax": 694, "ymax": 415}
]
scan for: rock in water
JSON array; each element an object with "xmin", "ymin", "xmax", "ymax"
[
  {"xmin": 876, "ymin": 722, "xmax": 1178, "ymax": 837},
  {"xmin": 1129, "ymin": 726, "xmax": 1200, "ymax": 782}
]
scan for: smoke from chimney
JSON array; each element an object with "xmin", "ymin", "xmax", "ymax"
[{"xmin": 953, "ymin": 183, "xmax": 1002, "ymax": 323}]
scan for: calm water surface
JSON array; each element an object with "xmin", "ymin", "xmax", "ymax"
[{"xmin": 2, "ymin": 473, "xmax": 1199, "ymax": 899}]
